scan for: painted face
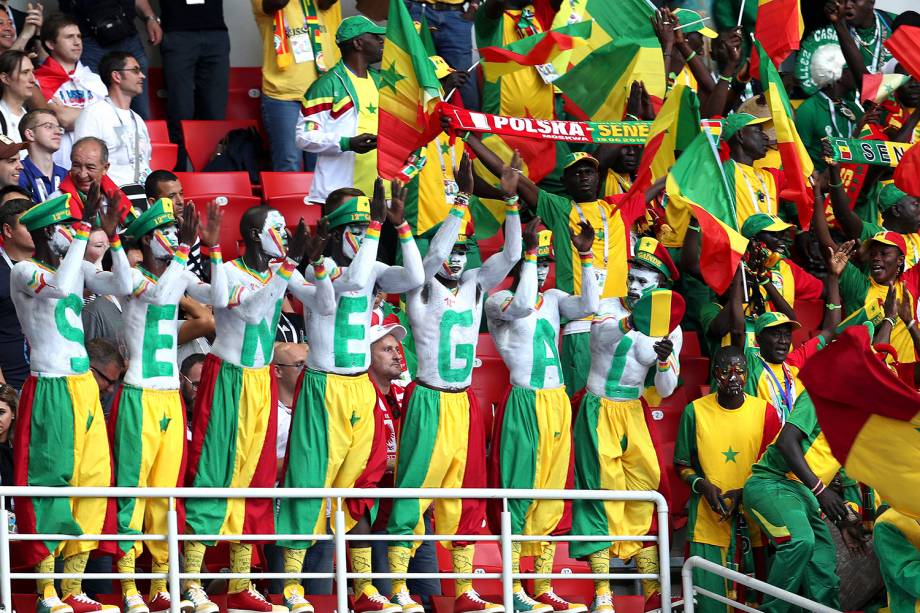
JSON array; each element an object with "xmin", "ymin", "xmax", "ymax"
[
  {"xmin": 714, "ymin": 356, "xmax": 747, "ymax": 395},
  {"xmin": 440, "ymin": 245, "xmax": 467, "ymax": 281},
  {"xmin": 50, "ymin": 223, "xmax": 73, "ymax": 256},
  {"xmin": 151, "ymin": 225, "xmax": 178, "ymax": 260},
  {"xmin": 260, "ymin": 210, "xmax": 287, "ymax": 258},
  {"xmin": 537, "ymin": 260, "xmax": 552, "ymax": 288},
  {"xmin": 626, "ymin": 266, "xmax": 661, "ymax": 306},
  {"xmin": 342, "ymin": 222, "xmax": 369, "ymax": 261}
]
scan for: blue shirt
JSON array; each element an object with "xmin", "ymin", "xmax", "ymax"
[{"xmin": 18, "ymin": 156, "xmax": 66, "ymax": 202}]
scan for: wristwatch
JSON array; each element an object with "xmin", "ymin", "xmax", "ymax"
[{"xmin": 143, "ymin": 14, "xmax": 160, "ymax": 24}]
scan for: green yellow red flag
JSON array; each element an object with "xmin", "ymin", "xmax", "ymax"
[
  {"xmin": 752, "ymin": 0, "xmax": 804, "ymax": 71},
  {"xmin": 377, "ymin": 0, "xmax": 443, "ymax": 180},
  {"xmin": 480, "ymin": 21, "xmax": 593, "ymax": 82}
]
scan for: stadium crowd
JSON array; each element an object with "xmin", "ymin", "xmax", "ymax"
[{"xmin": 0, "ymin": 1, "xmax": 918, "ymax": 613}]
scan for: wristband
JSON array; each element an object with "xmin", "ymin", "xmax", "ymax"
[
  {"xmin": 825, "ymin": 303, "xmax": 841, "ymax": 311},
  {"xmin": 278, "ymin": 258, "xmax": 297, "ymax": 280},
  {"xmin": 365, "ymin": 220, "xmax": 382, "ymax": 241},
  {"xmin": 174, "ymin": 244, "xmax": 190, "ymax": 264},
  {"xmin": 690, "ymin": 477, "xmax": 703, "ymax": 494},
  {"xmin": 579, "ymin": 251, "xmax": 593, "ymax": 266},
  {"xmin": 313, "ymin": 259, "xmax": 328, "ymax": 280},
  {"xmin": 618, "ymin": 317, "xmax": 632, "ymax": 334},
  {"xmin": 454, "ymin": 192, "xmax": 471, "ymax": 207},
  {"xmin": 718, "ymin": 74, "xmax": 732, "ymax": 83},
  {"xmin": 504, "ymin": 193, "xmax": 520, "ymax": 205},
  {"xmin": 813, "ymin": 482, "xmax": 826, "ymax": 497},
  {"xmin": 208, "ymin": 245, "xmax": 222, "ymax": 263},
  {"xmin": 523, "ymin": 249, "xmax": 537, "ymax": 263},
  {"xmin": 828, "ymin": 178, "xmax": 843, "ymax": 188},
  {"xmin": 685, "ymin": 50, "xmax": 697, "ymax": 61},
  {"xmin": 108, "ymin": 234, "xmax": 123, "ymax": 251},
  {"xmin": 909, "ymin": 319, "xmax": 917, "ymax": 330},
  {"xmin": 657, "ymin": 360, "xmax": 671, "ymax": 372},
  {"xmin": 339, "ymin": 136, "xmax": 351, "ymax": 151},
  {"xmin": 625, "ymin": 113, "xmax": 640, "ymax": 121},
  {"xmin": 396, "ymin": 221, "xmax": 413, "ymax": 243},
  {"xmin": 72, "ymin": 221, "xmax": 91, "ymax": 240},
  {"xmin": 884, "ymin": 316, "xmax": 897, "ymax": 327}
]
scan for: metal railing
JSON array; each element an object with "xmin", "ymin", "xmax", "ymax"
[
  {"xmin": 681, "ymin": 556, "xmax": 841, "ymax": 613},
  {"xmin": 0, "ymin": 487, "xmax": 671, "ymax": 613}
]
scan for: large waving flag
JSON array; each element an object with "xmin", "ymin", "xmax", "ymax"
[
  {"xmin": 894, "ymin": 141, "xmax": 920, "ymax": 197},
  {"xmin": 480, "ymin": 21, "xmax": 593, "ymax": 82},
  {"xmin": 377, "ymin": 0, "xmax": 443, "ymax": 180},
  {"xmin": 799, "ymin": 326, "xmax": 920, "ymax": 518},
  {"xmin": 861, "ymin": 72, "xmax": 909, "ymax": 104},
  {"xmin": 666, "ymin": 129, "xmax": 748, "ymax": 293},
  {"xmin": 751, "ymin": 0, "xmax": 804, "ymax": 72},
  {"xmin": 755, "ymin": 40, "xmax": 814, "ymax": 228},
  {"xmin": 554, "ymin": 37, "xmax": 666, "ymax": 121},
  {"xmin": 883, "ymin": 25, "xmax": 920, "ymax": 81}
]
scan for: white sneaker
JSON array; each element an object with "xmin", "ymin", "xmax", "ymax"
[
  {"xmin": 182, "ymin": 586, "xmax": 219, "ymax": 613},
  {"xmin": 283, "ymin": 585, "xmax": 315, "ymax": 613},
  {"xmin": 590, "ymin": 594, "xmax": 614, "ymax": 613},
  {"xmin": 123, "ymin": 591, "xmax": 149, "ymax": 613},
  {"xmin": 390, "ymin": 590, "xmax": 423, "ymax": 613}
]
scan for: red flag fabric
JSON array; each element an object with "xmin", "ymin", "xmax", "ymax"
[
  {"xmin": 894, "ymin": 142, "xmax": 920, "ymax": 197},
  {"xmin": 798, "ymin": 325, "xmax": 920, "ymax": 518},
  {"xmin": 751, "ymin": 0, "xmax": 804, "ymax": 73},
  {"xmin": 883, "ymin": 25, "xmax": 920, "ymax": 82}
]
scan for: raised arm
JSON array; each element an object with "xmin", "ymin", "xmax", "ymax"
[
  {"xmin": 464, "ymin": 136, "xmax": 539, "ymax": 209},
  {"xmin": 822, "ymin": 139, "xmax": 864, "ymax": 241},
  {"xmin": 82, "ymin": 191, "xmax": 132, "ymax": 297},
  {"xmin": 558, "ymin": 221, "xmax": 600, "ymax": 319},
  {"xmin": 284, "ymin": 218, "xmax": 335, "ymax": 316},
  {"xmin": 134, "ymin": 209, "xmax": 201, "ymax": 305},
  {"xmin": 422, "ymin": 157, "xmax": 472, "ymax": 281},
  {"xmin": 475, "ymin": 157, "xmax": 523, "ymax": 290},
  {"xmin": 490, "ymin": 218, "xmax": 541, "ymax": 321},
  {"xmin": 334, "ymin": 179, "xmax": 387, "ymax": 292},
  {"xmin": 819, "ymin": 240, "xmax": 856, "ymax": 337},
  {"xmin": 375, "ymin": 181, "xmax": 426, "ymax": 293},
  {"xmin": 825, "ymin": 0, "xmax": 868, "ymax": 87},
  {"xmin": 14, "ymin": 223, "xmax": 90, "ymax": 299},
  {"xmin": 653, "ymin": 327, "xmax": 682, "ymax": 398}
]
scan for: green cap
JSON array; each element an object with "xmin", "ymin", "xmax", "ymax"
[
  {"xmin": 877, "ymin": 182, "xmax": 909, "ymax": 212},
  {"xmin": 19, "ymin": 193, "xmax": 82, "ymax": 232},
  {"xmin": 324, "ymin": 195, "xmax": 372, "ymax": 230},
  {"xmin": 740, "ymin": 213, "xmax": 793, "ymax": 239},
  {"xmin": 561, "ymin": 151, "xmax": 599, "ymax": 171},
  {"xmin": 720, "ymin": 113, "xmax": 770, "ymax": 141},
  {"xmin": 124, "ymin": 198, "xmax": 176, "ymax": 239},
  {"xmin": 754, "ymin": 311, "xmax": 801, "ymax": 335},
  {"xmin": 336, "ymin": 16, "xmax": 386, "ymax": 44},
  {"xmin": 672, "ymin": 8, "xmax": 717, "ymax": 38}
]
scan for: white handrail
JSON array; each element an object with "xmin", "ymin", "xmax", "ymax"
[
  {"xmin": 681, "ymin": 555, "xmax": 841, "ymax": 613},
  {"xmin": 0, "ymin": 487, "xmax": 671, "ymax": 613}
]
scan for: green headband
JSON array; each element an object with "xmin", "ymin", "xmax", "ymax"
[{"xmin": 325, "ymin": 196, "xmax": 372, "ymax": 230}]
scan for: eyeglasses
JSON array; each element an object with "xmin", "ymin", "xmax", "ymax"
[
  {"xmin": 275, "ymin": 362, "xmax": 305, "ymax": 370},
  {"xmin": 35, "ymin": 122, "xmax": 64, "ymax": 134},
  {"xmin": 116, "ymin": 67, "xmax": 143, "ymax": 74},
  {"xmin": 91, "ymin": 365, "xmax": 121, "ymax": 389},
  {"xmin": 180, "ymin": 373, "xmax": 200, "ymax": 390}
]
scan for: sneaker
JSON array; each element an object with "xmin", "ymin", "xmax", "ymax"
[
  {"xmin": 37, "ymin": 587, "xmax": 74, "ymax": 613},
  {"xmin": 642, "ymin": 593, "xmax": 661, "ymax": 613},
  {"xmin": 390, "ymin": 590, "xmax": 423, "ymax": 613},
  {"xmin": 63, "ymin": 594, "xmax": 119, "ymax": 613},
  {"xmin": 353, "ymin": 590, "xmax": 401, "ymax": 613},
  {"xmin": 535, "ymin": 592, "xmax": 588, "ymax": 613},
  {"xmin": 454, "ymin": 590, "xmax": 505, "ymax": 613},
  {"xmin": 283, "ymin": 585, "xmax": 315, "ymax": 613},
  {"xmin": 589, "ymin": 594, "xmax": 614, "ymax": 613},
  {"xmin": 123, "ymin": 592, "xmax": 149, "ymax": 613},
  {"xmin": 228, "ymin": 588, "xmax": 280, "ymax": 613},
  {"xmin": 182, "ymin": 587, "xmax": 219, "ymax": 613},
  {"xmin": 513, "ymin": 591, "xmax": 552, "ymax": 613}
]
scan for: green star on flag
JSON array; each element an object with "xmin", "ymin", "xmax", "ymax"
[
  {"xmin": 366, "ymin": 103, "xmax": 377, "ymax": 114},
  {"xmin": 722, "ymin": 446, "xmax": 739, "ymax": 463},
  {"xmin": 440, "ymin": 141, "xmax": 451, "ymax": 155},
  {"xmin": 160, "ymin": 415, "xmax": 172, "ymax": 432},
  {"xmin": 379, "ymin": 63, "xmax": 405, "ymax": 93},
  {"xmin": 350, "ymin": 411, "xmax": 360, "ymax": 426}
]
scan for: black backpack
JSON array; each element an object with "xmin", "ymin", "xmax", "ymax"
[
  {"xmin": 61, "ymin": 0, "xmax": 135, "ymax": 45},
  {"xmin": 202, "ymin": 126, "xmax": 264, "ymax": 184}
]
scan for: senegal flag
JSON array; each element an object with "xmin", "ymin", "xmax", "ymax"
[
  {"xmin": 480, "ymin": 21, "xmax": 593, "ymax": 82},
  {"xmin": 799, "ymin": 326, "xmax": 920, "ymax": 519},
  {"xmin": 861, "ymin": 72, "xmax": 909, "ymax": 104},
  {"xmin": 666, "ymin": 129, "xmax": 748, "ymax": 294},
  {"xmin": 894, "ymin": 139, "xmax": 920, "ymax": 197},
  {"xmin": 377, "ymin": 0, "xmax": 443, "ymax": 180},
  {"xmin": 755, "ymin": 41, "xmax": 814, "ymax": 228},
  {"xmin": 883, "ymin": 25, "xmax": 920, "ymax": 81},
  {"xmin": 752, "ymin": 0, "xmax": 803, "ymax": 71},
  {"xmin": 633, "ymin": 84, "xmax": 700, "ymax": 195}
]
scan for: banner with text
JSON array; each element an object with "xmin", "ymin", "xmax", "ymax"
[{"xmin": 829, "ymin": 138, "xmax": 911, "ymax": 167}]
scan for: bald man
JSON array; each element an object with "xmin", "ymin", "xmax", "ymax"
[{"xmin": 273, "ymin": 341, "xmax": 308, "ymax": 476}]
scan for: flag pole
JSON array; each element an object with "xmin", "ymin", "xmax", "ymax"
[
  {"xmin": 444, "ymin": 60, "xmax": 481, "ymax": 102},
  {"xmin": 675, "ymin": 16, "xmax": 710, "ymax": 31},
  {"xmin": 736, "ymin": 0, "xmax": 746, "ymax": 27}
]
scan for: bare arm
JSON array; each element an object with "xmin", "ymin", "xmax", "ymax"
[
  {"xmin": 476, "ymin": 201, "xmax": 522, "ymax": 291},
  {"xmin": 826, "ymin": 0, "xmax": 867, "ymax": 87},
  {"xmin": 374, "ymin": 183, "xmax": 426, "ymax": 293},
  {"xmin": 177, "ymin": 296, "xmax": 215, "ymax": 345},
  {"xmin": 775, "ymin": 423, "xmax": 849, "ymax": 523},
  {"xmin": 821, "ymin": 140, "xmax": 863, "ymax": 240},
  {"xmin": 465, "ymin": 135, "xmax": 539, "ymax": 209}
]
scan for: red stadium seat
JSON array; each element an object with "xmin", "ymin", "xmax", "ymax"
[
  {"xmin": 181, "ymin": 119, "xmax": 259, "ymax": 171},
  {"xmin": 229, "ymin": 67, "xmax": 263, "ymax": 90},
  {"xmin": 150, "ymin": 142, "xmax": 178, "ymax": 171},
  {"xmin": 793, "ymin": 299, "xmax": 823, "ymax": 346},
  {"xmin": 682, "ymin": 331, "xmax": 701, "ymax": 357},
  {"xmin": 146, "ymin": 119, "xmax": 171, "ymax": 143},
  {"xmin": 192, "ymin": 194, "xmax": 261, "ymax": 260},
  {"xmin": 260, "ymin": 172, "xmax": 315, "ymax": 199},
  {"xmin": 680, "ymin": 357, "xmax": 710, "ymax": 395},
  {"xmin": 225, "ymin": 88, "xmax": 262, "ymax": 121},
  {"xmin": 477, "ymin": 332, "xmax": 501, "ymax": 359},
  {"xmin": 266, "ymin": 195, "xmax": 323, "ymax": 229},
  {"xmin": 146, "ymin": 67, "xmax": 166, "ymax": 120},
  {"xmin": 176, "ymin": 171, "xmax": 252, "ymax": 197},
  {"xmin": 471, "ymin": 356, "xmax": 510, "ymax": 417},
  {"xmin": 647, "ymin": 386, "xmax": 686, "ymax": 446}
]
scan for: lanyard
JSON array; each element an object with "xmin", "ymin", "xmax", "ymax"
[
  {"xmin": 573, "ymin": 200, "xmax": 608, "ymax": 267},
  {"xmin": 760, "ymin": 356, "xmax": 795, "ymax": 420},
  {"xmin": 819, "ymin": 92, "xmax": 854, "ymax": 138},
  {"xmin": 850, "ymin": 12, "xmax": 882, "ymax": 73},
  {"xmin": 737, "ymin": 163, "xmax": 771, "ymax": 214},
  {"xmin": 299, "ymin": 0, "xmax": 326, "ymax": 72},
  {"xmin": 436, "ymin": 135, "xmax": 458, "ymax": 177},
  {"xmin": 106, "ymin": 97, "xmax": 141, "ymax": 183}
]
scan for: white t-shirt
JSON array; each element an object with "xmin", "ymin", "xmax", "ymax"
[
  {"xmin": 276, "ymin": 400, "xmax": 292, "ymax": 461},
  {"xmin": 45, "ymin": 61, "xmax": 108, "ymax": 168},
  {"xmin": 73, "ymin": 97, "xmax": 151, "ymax": 187},
  {"xmin": 0, "ymin": 100, "xmax": 26, "ymax": 158}
]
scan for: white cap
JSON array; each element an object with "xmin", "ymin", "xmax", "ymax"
[{"xmin": 368, "ymin": 323, "xmax": 406, "ymax": 345}]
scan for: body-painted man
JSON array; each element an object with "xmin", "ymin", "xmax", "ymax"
[
  {"xmin": 486, "ymin": 223, "xmax": 598, "ymax": 613},
  {"xmin": 11, "ymin": 188, "xmax": 132, "ymax": 613},
  {"xmin": 570, "ymin": 237, "xmax": 683, "ymax": 613},
  {"xmin": 387, "ymin": 154, "xmax": 521, "ymax": 613},
  {"xmin": 182, "ymin": 205, "xmax": 334, "ymax": 613},
  {"xmin": 109, "ymin": 199, "xmax": 223, "ymax": 613},
  {"xmin": 276, "ymin": 179, "xmax": 425, "ymax": 613}
]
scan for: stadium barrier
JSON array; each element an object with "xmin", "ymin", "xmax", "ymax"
[{"xmin": 0, "ymin": 487, "xmax": 672, "ymax": 613}]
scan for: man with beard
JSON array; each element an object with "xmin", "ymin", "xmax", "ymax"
[{"xmin": 569, "ymin": 237, "xmax": 682, "ymax": 613}]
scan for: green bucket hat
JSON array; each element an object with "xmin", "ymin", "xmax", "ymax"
[
  {"xmin": 19, "ymin": 193, "xmax": 82, "ymax": 232},
  {"xmin": 877, "ymin": 182, "xmax": 910, "ymax": 212},
  {"xmin": 720, "ymin": 113, "xmax": 770, "ymax": 141},
  {"xmin": 740, "ymin": 213, "xmax": 793, "ymax": 239},
  {"xmin": 123, "ymin": 198, "xmax": 176, "ymax": 239},
  {"xmin": 324, "ymin": 196, "xmax": 372, "ymax": 230},
  {"xmin": 336, "ymin": 16, "xmax": 386, "ymax": 44}
]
